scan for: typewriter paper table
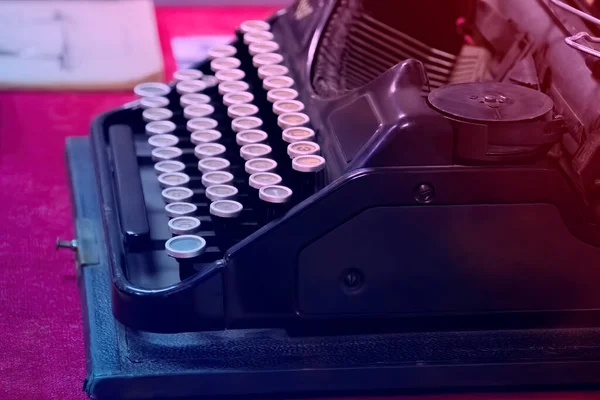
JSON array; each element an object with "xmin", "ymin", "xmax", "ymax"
[{"xmin": 1, "ymin": 4, "xmax": 600, "ymax": 400}]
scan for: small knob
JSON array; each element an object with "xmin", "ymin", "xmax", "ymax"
[{"xmin": 56, "ymin": 238, "xmax": 77, "ymax": 251}]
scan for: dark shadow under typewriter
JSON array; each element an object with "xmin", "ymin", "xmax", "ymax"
[{"xmin": 66, "ymin": 0, "xmax": 600, "ymax": 398}]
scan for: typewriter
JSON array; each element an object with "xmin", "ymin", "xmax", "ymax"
[{"xmin": 65, "ymin": 0, "xmax": 600, "ymax": 398}]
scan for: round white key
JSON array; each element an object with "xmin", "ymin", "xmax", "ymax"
[
  {"xmin": 210, "ymin": 200, "xmax": 244, "ymax": 218},
  {"xmin": 245, "ymin": 158, "xmax": 277, "ymax": 174},
  {"xmin": 148, "ymin": 134, "xmax": 179, "ymax": 148},
  {"xmin": 292, "ymin": 155, "xmax": 326, "ymax": 173},
  {"xmin": 240, "ymin": 143, "xmax": 272, "ymax": 160},
  {"xmin": 236, "ymin": 129, "xmax": 268, "ymax": 146},
  {"xmin": 263, "ymin": 76, "xmax": 294, "ymax": 91},
  {"xmin": 198, "ymin": 157, "xmax": 230, "ymax": 173},
  {"xmin": 287, "ymin": 140, "xmax": 320, "ymax": 158},
  {"xmin": 143, "ymin": 107, "xmax": 173, "ymax": 122},
  {"xmin": 194, "ymin": 143, "xmax": 226, "ymax": 159},
  {"xmin": 282, "ymin": 127, "xmax": 315, "ymax": 143},
  {"xmin": 215, "ymin": 69, "xmax": 246, "ymax": 83},
  {"xmin": 267, "ymin": 88, "xmax": 299, "ymax": 102},
  {"xmin": 244, "ymin": 31, "xmax": 274, "ymax": 45},
  {"xmin": 249, "ymin": 172, "xmax": 282, "ymax": 189},
  {"xmin": 162, "ymin": 187, "xmax": 194, "ymax": 203},
  {"xmin": 184, "ymin": 104, "xmax": 215, "ymax": 119},
  {"xmin": 180, "ymin": 93, "xmax": 211, "ymax": 107},
  {"xmin": 158, "ymin": 172, "xmax": 190, "ymax": 188},
  {"xmin": 165, "ymin": 202, "xmax": 197, "ymax": 218},
  {"xmin": 277, "ymin": 112, "xmax": 310, "ymax": 129},
  {"xmin": 165, "ymin": 235, "xmax": 206, "ymax": 258},
  {"xmin": 168, "ymin": 216, "xmax": 201, "ymax": 235},
  {"xmin": 258, "ymin": 64, "xmax": 289, "ymax": 80},
  {"xmin": 259, "ymin": 185, "xmax": 293, "ymax": 204},
  {"xmin": 253, "ymin": 53, "xmax": 284, "ymax": 68},
  {"xmin": 152, "ymin": 146, "xmax": 183, "ymax": 162},
  {"xmin": 249, "ymin": 41, "xmax": 280, "ymax": 56},
  {"xmin": 203, "ymin": 75, "xmax": 219, "ymax": 88},
  {"xmin": 232, "ymin": 116, "xmax": 263, "ymax": 132},
  {"xmin": 218, "ymin": 81, "xmax": 250, "ymax": 95},
  {"xmin": 228, "ymin": 103, "xmax": 259, "ymax": 119},
  {"xmin": 210, "ymin": 57, "xmax": 242, "ymax": 72},
  {"xmin": 206, "ymin": 184, "xmax": 239, "ymax": 201},
  {"xmin": 140, "ymin": 96, "xmax": 169, "ymax": 109},
  {"xmin": 146, "ymin": 120, "xmax": 176, "ymax": 135},
  {"xmin": 208, "ymin": 44, "xmax": 237, "ymax": 60},
  {"xmin": 223, "ymin": 91, "xmax": 254, "ymax": 106},
  {"xmin": 187, "ymin": 117, "xmax": 218, "ymax": 132},
  {"xmin": 191, "ymin": 129, "xmax": 222, "ymax": 145},
  {"xmin": 173, "ymin": 69, "xmax": 203, "ymax": 82},
  {"xmin": 240, "ymin": 20, "xmax": 271, "ymax": 34},
  {"xmin": 201, "ymin": 171, "xmax": 234, "ymax": 187},
  {"xmin": 176, "ymin": 79, "xmax": 207, "ymax": 95},
  {"xmin": 273, "ymin": 100, "xmax": 304, "ymax": 115},
  {"xmin": 134, "ymin": 82, "xmax": 170, "ymax": 97},
  {"xmin": 155, "ymin": 160, "xmax": 185, "ymax": 175}
]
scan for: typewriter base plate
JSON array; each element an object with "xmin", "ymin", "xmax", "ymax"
[{"xmin": 69, "ymin": 137, "xmax": 600, "ymax": 399}]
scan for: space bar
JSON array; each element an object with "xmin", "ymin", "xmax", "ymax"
[{"xmin": 109, "ymin": 124, "xmax": 150, "ymax": 249}]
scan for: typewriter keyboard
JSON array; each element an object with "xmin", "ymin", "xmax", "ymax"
[{"xmin": 128, "ymin": 20, "xmax": 326, "ymax": 277}]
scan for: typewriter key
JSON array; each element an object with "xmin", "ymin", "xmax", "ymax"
[
  {"xmin": 184, "ymin": 104, "xmax": 215, "ymax": 119},
  {"xmin": 158, "ymin": 172, "xmax": 190, "ymax": 188},
  {"xmin": 165, "ymin": 235, "xmax": 206, "ymax": 259},
  {"xmin": 253, "ymin": 53, "xmax": 284, "ymax": 68},
  {"xmin": 249, "ymin": 172, "xmax": 282, "ymax": 209},
  {"xmin": 243, "ymin": 30, "xmax": 275, "ymax": 45},
  {"xmin": 240, "ymin": 143, "xmax": 272, "ymax": 160},
  {"xmin": 232, "ymin": 116, "xmax": 263, "ymax": 132},
  {"xmin": 215, "ymin": 69, "xmax": 246, "ymax": 83},
  {"xmin": 176, "ymin": 79, "xmax": 207, "ymax": 95},
  {"xmin": 197, "ymin": 157, "xmax": 230, "ymax": 174},
  {"xmin": 201, "ymin": 171, "xmax": 235, "ymax": 188},
  {"xmin": 291, "ymin": 155, "xmax": 326, "ymax": 200},
  {"xmin": 134, "ymin": 82, "xmax": 171, "ymax": 97},
  {"xmin": 173, "ymin": 69, "xmax": 204, "ymax": 82},
  {"xmin": 146, "ymin": 120, "xmax": 177, "ymax": 136},
  {"xmin": 277, "ymin": 112, "xmax": 310, "ymax": 129},
  {"xmin": 263, "ymin": 76, "xmax": 294, "ymax": 91},
  {"xmin": 228, "ymin": 104, "xmax": 259, "ymax": 119},
  {"xmin": 165, "ymin": 202, "xmax": 197, "ymax": 218},
  {"xmin": 240, "ymin": 20, "xmax": 271, "ymax": 34},
  {"xmin": 258, "ymin": 64, "xmax": 289, "ymax": 80},
  {"xmin": 208, "ymin": 44, "xmax": 238, "ymax": 60},
  {"xmin": 245, "ymin": 158, "xmax": 277, "ymax": 174},
  {"xmin": 143, "ymin": 107, "xmax": 174, "ymax": 122},
  {"xmin": 210, "ymin": 57, "xmax": 242, "ymax": 72},
  {"xmin": 206, "ymin": 184, "xmax": 239, "ymax": 201},
  {"xmin": 168, "ymin": 216, "xmax": 201, "ymax": 235},
  {"xmin": 267, "ymin": 88, "xmax": 299, "ymax": 103},
  {"xmin": 140, "ymin": 96, "xmax": 169, "ymax": 109},
  {"xmin": 191, "ymin": 129, "xmax": 222, "ymax": 145},
  {"xmin": 273, "ymin": 100, "xmax": 305, "ymax": 115},
  {"xmin": 187, "ymin": 117, "xmax": 218, "ymax": 132},
  {"xmin": 148, "ymin": 134, "xmax": 179, "ymax": 148},
  {"xmin": 218, "ymin": 80, "xmax": 250, "ymax": 95},
  {"xmin": 209, "ymin": 200, "xmax": 244, "ymax": 250},
  {"xmin": 236, "ymin": 130, "xmax": 268, "ymax": 146},
  {"xmin": 155, "ymin": 160, "xmax": 185, "ymax": 175},
  {"xmin": 194, "ymin": 143, "xmax": 227, "ymax": 159},
  {"xmin": 287, "ymin": 141, "xmax": 320, "ymax": 159},
  {"xmin": 203, "ymin": 75, "xmax": 219, "ymax": 88},
  {"xmin": 249, "ymin": 41, "xmax": 280, "ymax": 56},
  {"xmin": 180, "ymin": 93, "xmax": 211, "ymax": 107},
  {"xmin": 152, "ymin": 146, "xmax": 183, "ymax": 162},
  {"xmin": 282, "ymin": 127, "xmax": 315, "ymax": 143},
  {"xmin": 258, "ymin": 185, "xmax": 293, "ymax": 224},
  {"xmin": 223, "ymin": 91, "xmax": 254, "ymax": 106},
  {"xmin": 162, "ymin": 187, "xmax": 194, "ymax": 203}
]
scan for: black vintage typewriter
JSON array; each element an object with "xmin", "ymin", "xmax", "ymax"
[{"xmin": 64, "ymin": 0, "xmax": 600, "ymax": 398}]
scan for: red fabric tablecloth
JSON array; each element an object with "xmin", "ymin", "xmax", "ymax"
[{"xmin": 1, "ymin": 5, "xmax": 600, "ymax": 400}]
